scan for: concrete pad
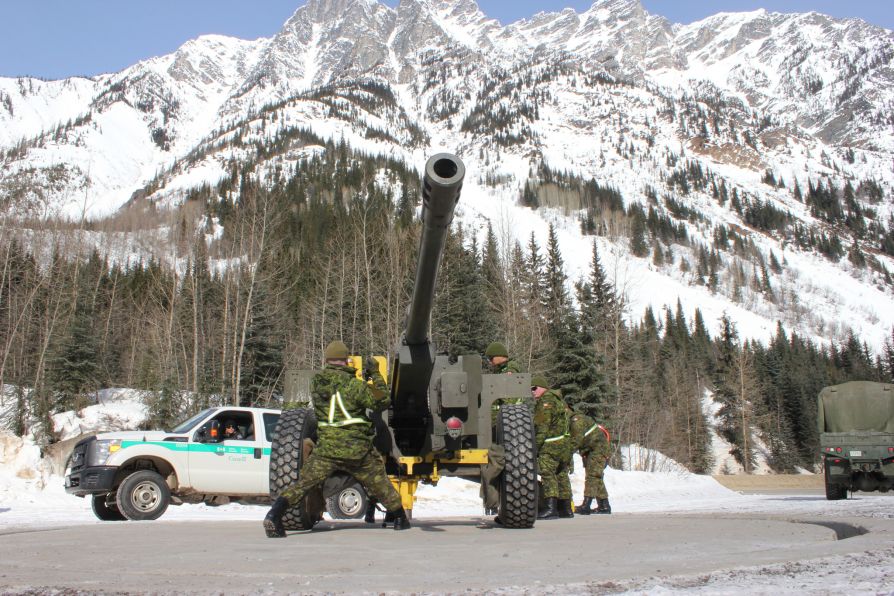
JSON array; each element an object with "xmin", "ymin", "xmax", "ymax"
[{"xmin": 0, "ymin": 513, "xmax": 890, "ymax": 594}]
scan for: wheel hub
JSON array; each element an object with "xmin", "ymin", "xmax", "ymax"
[
  {"xmin": 338, "ymin": 487, "xmax": 364, "ymax": 517},
  {"xmin": 132, "ymin": 482, "xmax": 160, "ymax": 512}
]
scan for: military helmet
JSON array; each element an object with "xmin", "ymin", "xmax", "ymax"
[
  {"xmin": 530, "ymin": 375, "xmax": 550, "ymax": 390},
  {"xmin": 324, "ymin": 340, "xmax": 349, "ymax": 360},
  {"xmin": 484, "ymin": 341, "xmax": 508, "ymax": 358}
]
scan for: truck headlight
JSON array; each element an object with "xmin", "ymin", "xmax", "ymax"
[{"xmin": 87, "ymin": 440, "xmax": 121, "ymax": 466}]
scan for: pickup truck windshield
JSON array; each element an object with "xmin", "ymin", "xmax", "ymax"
[{"xmin": 170, "ymin": 408, "xmax": 215, "ymax": 433}]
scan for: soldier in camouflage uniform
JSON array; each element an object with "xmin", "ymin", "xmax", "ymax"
[
  {"xmin": 486, "ymin": 341, "xmax": 527, "ymax": 412},
  {"xmin": 569, "ymin": 410, "xmax": 612, "ymax": 514},
  {"xmin": 531, "ymin": 375, "xmax": 574, "ymax": 520},
  {"xmin": 485, "ymin": 341, "xmax": 523, "ymax": 375},
  {"xmin": 264, "ymin": 341, "xmax": 410, "ymax": 537}
]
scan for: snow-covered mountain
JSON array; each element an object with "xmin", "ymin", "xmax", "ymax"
[{"xmin": 1, "ymin": 0, "xmax": 892, "ymax": 348}]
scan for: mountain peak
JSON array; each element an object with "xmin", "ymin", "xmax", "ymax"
[{"xmin": 588, "ymin": 0, "xmax": 646, "ymax": 15}]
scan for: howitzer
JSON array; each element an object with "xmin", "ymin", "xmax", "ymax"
[{"xmin": 272, "ymin": 154, "xmax": 539, "ymax": 529}]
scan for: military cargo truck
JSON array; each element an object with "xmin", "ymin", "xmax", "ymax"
[{"xmin": 818, "ymin": 381, "xmax": 894, "ymax": 500}]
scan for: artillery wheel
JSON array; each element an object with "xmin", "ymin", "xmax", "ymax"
[
  {"xmin": 496, "ymin": 404, "xmax": 538, "ymax": 528},
  {"xmin": 269, "ymin": 408, "xmax": 324, "ymax": 531}
]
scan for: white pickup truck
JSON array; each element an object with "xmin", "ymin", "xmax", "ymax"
[{"xmin": 64, "ymin": 406, "xmax": 282, "ymax": 521}]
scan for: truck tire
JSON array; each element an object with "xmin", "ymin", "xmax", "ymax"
[
  {"xmin": 269, "ymin": 408, "xmax": 323, "ymax": 531},
  {"xmin": 115, "ymin": 470, "xmax": 171, "ymax": 521},
  {"xmin": 91, "ymin": 493, "xmax": 126, "ymax": 521},
  {"xmin": 496, "ymin": 404, "xmax": 538, "ymax": 528},
  {"xmin": 825, "ymin": 475, "xmax": 848, "ymax": 500},
  {"xmin": 325, "ymin": 482, "xmax": 369, "ymax": 519}
]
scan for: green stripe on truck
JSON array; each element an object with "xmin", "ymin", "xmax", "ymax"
[{"xmin": 120, "ymin": 441, "xmax": 271, "ymax": 455}]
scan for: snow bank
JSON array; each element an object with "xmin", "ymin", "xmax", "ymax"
[
  {"xmin": 0, "ymin": 432, "xmax": 52, "ymax": 494},
  {"xmin": 622, "ymin": 443, "xmax": 692, "ymax": 473},
  {"xmin": 52, "ymin": 388, "xmax": 150, "ymax": 442}
]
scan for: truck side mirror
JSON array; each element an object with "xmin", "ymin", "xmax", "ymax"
[{"xmin": 208, "ymin": 420, "xmax": 221, "ymax": 444}]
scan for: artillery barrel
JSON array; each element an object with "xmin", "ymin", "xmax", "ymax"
[{"xmin": 404, "ymin": 153, "xmax": 465, "ymax": 345}]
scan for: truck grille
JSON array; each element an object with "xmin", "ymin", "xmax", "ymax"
[{"xmin": 68, "ymin": 439, "xmax": 90, "ymax": 473}]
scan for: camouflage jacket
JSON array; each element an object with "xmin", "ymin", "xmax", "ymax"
[
  {"xmin": 533, "ymin": 389, "xmax": 569, "ymax": 450},
  {"xmin": 493, "ymin": 359, "xmax": 524, "ymax": 375},
  {"xmin": 311, "ymin": 363, "xmax": 389, "ymax": 460},
  {"xmin": 569, "ymin": 412, "xmax": 609, "ymax": 454}
]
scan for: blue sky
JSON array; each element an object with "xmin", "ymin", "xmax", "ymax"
[{"xmin": 1, "ymin": 1, "xmax": 890, "ymax": 79}]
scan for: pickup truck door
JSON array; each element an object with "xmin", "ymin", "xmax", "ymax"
[
  {"xmin": 259, "ymin": 411, "xmax": 280, "ymax": 494},
  {"xmin": 188, "ymin": 411, "xmax": 268, "ymax": 495}
]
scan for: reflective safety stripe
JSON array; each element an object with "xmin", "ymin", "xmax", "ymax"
[
  {"xmin": 544, "ymin": 433, "xmax": 568, "ymax": 443},
  {"xmin": 318, "ymin": 391, "xmax": 369, "ymax": 428},
  {"xmin": 584, "ymin": 423, "xmax": 610, "ymax": 442}
]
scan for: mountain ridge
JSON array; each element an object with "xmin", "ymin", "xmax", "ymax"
[{"xmin": 0, "ymin": 0, "xmax": 892, "ymax": 353}]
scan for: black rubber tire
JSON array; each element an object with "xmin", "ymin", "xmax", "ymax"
[
  {"xmin": 325, "ymin": 482, "xmax": 369, "ymax": 519},
  {"xmin": 115, "ymin": 470, "xmax": 171, "ymax": 521},
  {"xmin": 91, "ymin": 493, "xmax": 126, "ymax": 521},
  {"xmin": 496, "ymin": 404, "xmax": 538, "ymax": 528},
  {"xmin": 269, "ymin": 408, "xmax": 322, "ymax": 531},
  {"xmin": 825, "ymin": 471, "xmax": 848, "ymax": 501}
]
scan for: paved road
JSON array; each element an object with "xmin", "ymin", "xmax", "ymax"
[{"xmin": 1, "ymin": 513, "xmax": 890, "ymax": 594}]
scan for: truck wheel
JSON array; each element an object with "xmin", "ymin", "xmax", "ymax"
[
  {"xmin": 269, "ymin": 408, "xmax": 323, "ymax": 531},
  {"xmin": 91, "ymin": 493, "xmax": 126, "ymax": 521},
  {"xmin": 825, "ymin": 476, "xmax": 848, "ymax": 500},
  {"xmin": 496, "ymin": 404, "xmax": 538, "ymax": 528},
  {"xmin": 115, "ymin": 470, "xmax": 171, "ymax": 521},
  {"xmin": 325, "ymin": 483, "xmax": 369, "ymax": 519}
]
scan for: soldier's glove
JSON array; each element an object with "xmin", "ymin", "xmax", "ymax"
[{"xmin": 363, "ymin": 356, "xmax": 379, "ymax": 379}]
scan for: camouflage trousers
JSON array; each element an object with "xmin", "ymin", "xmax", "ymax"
[
  {"xmin": 280, "ymin": 448, "xmax": 402, "ymax": 512},
  {"xmin": 538, "ymin": 441, "xmax": 572, "ymax": 500},
  {"xmin": 580, "ymin": 451, "xmax": 609, "ymax": 499}
]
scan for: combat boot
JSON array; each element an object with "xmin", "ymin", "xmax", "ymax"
[
  {"xmin": 364, "ymin": 501, "xmax": 377, "ymax": 524},
  {"xmin": 537, "ymin": 497, "xmax": 558, "ymax": 520},
  {"xmin": 382, "ymin": 509, "xmax": 396, "ymax": 528},
  {"xmin": 391, "ymin": 508, "xmax": 412, "ymax": 530},
  {"xmin": 263, "ymin": 496, "xmax": 289, "ymax": 538},
  {"xmin": 557, "ymin": 498, "xmax": 574, "ymax": 518},
  {"xmin": 575, "ymin": 497, "xmax": 594, "ymax": 515},
  {"xmin": 596, "ymin": 497, "xmax": 612, "ymax": 514}
]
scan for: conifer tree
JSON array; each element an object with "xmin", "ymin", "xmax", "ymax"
[
  {"xmin": 48, "ymin": 301, "xmax": 100, "ymax": 412},
  {"xmin": 433, "ymin": 228, "xmax": 497, "ymax": 359},
  {"xmin": 240, "ymin": 284, "xmax": 283, "ymax": 407},
  {"xmin": 549, "ymin": 310, "xmax": 614, "ymax": 420},
  {"xmin": 884, "ymin": 329, "xmax": 894, "ymax": 382},
  {"xmin": 543, "ymin": 223, "xmax": 569, "ymax": 333},
  {"xmin": 711, "ymin": 314, "xmax": 754, "ymax": 470},
  {"xmin": 481, "ymin": 223, "xmax": 506, "ymax": 333},
  {"xmin": 630, "ymin": 208, "xmax": 649, "ymax": 257}
]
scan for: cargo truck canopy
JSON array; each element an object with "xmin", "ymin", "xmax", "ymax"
[{"xmin": 817, "ymin": 381, "xmax": 894, "ymax": 433}]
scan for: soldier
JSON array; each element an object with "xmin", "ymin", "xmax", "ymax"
[
  {"xmin": 484, "ymin": 342, "xmax": 523, "ymax": 374},
  {"xmin": 570, "ymin": 410, "xmax": 612, "ymax": 514},
  {"xmin": 263, "ymin": 341, "xmax": 410, "ymax": 537},
  {"xmin": 531, "ymin": 375, "xmax": 574, "ymax": 520}
]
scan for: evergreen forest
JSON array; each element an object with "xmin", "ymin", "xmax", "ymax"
[{"xmin": 1, "ymin": 142, "xmax": 893, "ymax": 475}]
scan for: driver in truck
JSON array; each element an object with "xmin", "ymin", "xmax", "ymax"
[{"xmin": 223, "ymin": 419, "xmax": 244, "ymax": 440}]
